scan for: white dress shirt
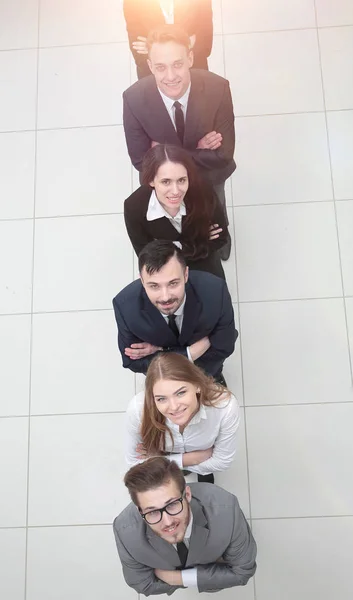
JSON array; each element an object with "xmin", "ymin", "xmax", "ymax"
[
  {"xmin": 158, "ymin": 83, "xmax": 191, "ymax": 130},
  {"xmin": 146, "ymin": 189, "xmax": 186, "ymax": 234},
  {"xmin": 172, "ymin": 510, "xmax": 198, "ymax": 588},
  {"xmin": 160, "ymin": 0, "xmax": 174, "ymax": 23},
  {"xmin": 125, "ymin": 391, "xmax": 240, "ymax": 475}
]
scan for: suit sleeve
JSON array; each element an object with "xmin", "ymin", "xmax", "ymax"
[
  {"xmin": 208, "ymin": 194, "xmax": 229, "ymax": 252},
  {"xmin": 113, "ymin": 526, "xmax": 183, "ymax": 596},
  {"xmin": 189, "ymin": 81, "xmax": 235, "ymax": 172},
  {"xmin": 113, "ymin": 297, "xmax": 160, "ymax": 374},
  {"xmin": 123, "ymin": 92, "xmax": 152, "ymax": 171},
  {"xmin": 196, "ymin": 498, "xmax": 257, "ymax": 592},
  {"xmin": 124, "ymin": 197, "xmax": 153, "ymax": 256},
  {"xmin": 123, "ymin": 1, "xmax": 148, "ymax": 65},
  {"xmin": 198, "ymin": 281, "xmax": 237, "ymax": 368},
  {"xmin": 193, "ymin": 0, "xmax": 213, "ymax": 57}
]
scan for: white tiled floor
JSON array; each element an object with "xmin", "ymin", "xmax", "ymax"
[{"xmin": 0, "ymin": 1, "xmax": 352, "ymax": 599}]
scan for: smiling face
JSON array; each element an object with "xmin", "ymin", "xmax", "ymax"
[
  {"xmin": 140, "ymin": 255, "xmax": 188, "ymax": 316},
  {"xmin": 150, "ymin": 160, "xmax": 188, "ymax": 216},
  {"xmin": 137, "ymin": 480, "xmax": 192, "ymax": 543},
  {"xmin": 153, "ymin": 379, "xmax": 199, "ymax": 427},
  {"xmin": 148, "ymin": 40, "xmax": 193, "ymax": 100}
]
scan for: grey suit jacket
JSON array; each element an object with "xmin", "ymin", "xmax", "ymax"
[{"xmin": 113, "ymin": 483, "xmax": 257, "ymax": 596}]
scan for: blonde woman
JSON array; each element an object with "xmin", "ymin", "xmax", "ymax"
[{"xmin": 125, "ymin": 352, "xmax": 239, "ymax": 483}]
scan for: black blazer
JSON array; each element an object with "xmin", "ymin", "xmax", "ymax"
[
  {"xmin": 123, "ymin": 0, "xmax": 213, "ymax": 78},
  {"xmin": 124, "ymin": 185, "xmax": 228, "ymax": 279},
  {"xmin": 123, "ymin": 69, "xmax": 236, "ymax": 186},
  {"xmin": 113, "ymin": 270, "xmax": 238, "ymax": 377}
]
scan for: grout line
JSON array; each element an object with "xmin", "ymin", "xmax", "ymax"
[
  {"xmin": 23, "ymin": 3, "xmax": 41, "ymax": 598},
  {"xmin": 313, "ymin": 0, "xmax": 353, "ymax": 387},
  {"xmin": 0, "ymin": 40, "xmax": 129, "ymax": 53},
  {"xmin": 251, "ymin": 513, "xmax": 353, "ymax": 521}
]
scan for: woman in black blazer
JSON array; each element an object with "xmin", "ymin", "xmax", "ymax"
[{"xmin": 124, "ymin": 144, "xmax": 228, "ymax": 279}]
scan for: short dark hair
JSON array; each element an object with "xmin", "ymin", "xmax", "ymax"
[
  {"xmin": 147, "ymin": 24, "xmax": 191, "ymax": 54},
  {"xmin": 124, "ymin": 457, "xmax": 186, "ymax": 507},
  {"xmin": 138, "ymin": 240, "xmax": 187, "ymax": 275}
]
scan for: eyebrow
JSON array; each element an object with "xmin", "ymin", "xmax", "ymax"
[
  {"xmin": 144, "ymin": 496, "xmax": 179, "ymax": 511},
  {"xmin": 147, "ymin": 278, "xmax": 180, "ymax": 286},
  {"xmin": 154, "ymin": 385, "xmax": 186, "ymax": 399}
]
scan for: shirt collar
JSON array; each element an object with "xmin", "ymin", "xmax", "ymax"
[
  {"xmin": 147, "ymin": 189, "xmax": 186, "ymax": 222},
  {"xmin": 184, "ymin": 508, "xmax": 193, "ymax": 541},
  {"xmin": 158, "ymin": 82, "xmax": 191, "ymax": 112}
]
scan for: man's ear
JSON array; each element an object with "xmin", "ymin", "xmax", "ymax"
[
  {"xmin": 185, "ymin": 485, "xmax": 192, "ymax": 502},
  {"xmin": 184, "ymin": 266, "xmax": 189, "ymax": 284},
  {"xmin": 188, "ymin": 50, "xmax": 194, "ymax": 69},
  {"xmin": 147, "ymin": 58, "xmax": 153, "ymax": 73}
]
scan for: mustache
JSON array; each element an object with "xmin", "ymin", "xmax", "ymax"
[{"xmin": 158, "ymin": 299, "xmax": 177, "ymax": 305}]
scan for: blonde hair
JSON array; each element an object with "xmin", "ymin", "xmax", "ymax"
[{"xmin": 141, "ymin": 353, "xmax": 231, "ymax": 455}]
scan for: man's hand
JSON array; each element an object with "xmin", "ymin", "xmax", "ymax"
[
  {"xmin": 151, "ymin": 140, "xmax": 160, "ymax": 148},
  {"xmin": 209, "ymin": 223, "xmax": 223, "ymax": 240},
  {"xmin": 124, "ymin": 342, "xmax": 162, "ymax": 360},
  {"xmin": 189, "ymin": 336, "xmax": 211, "ymax": 361},
  {"xmin": 154, "ymin": 569, "xmax": 183, "ymax": 586},
  {"xmin": 132, "ymin": 36, "xmax": 148, "ymax": 54},
  {"xmin": 197, "ymin": 131, "xmax": 223, "ymax": 150}
]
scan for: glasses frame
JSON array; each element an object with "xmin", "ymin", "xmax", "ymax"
[{"xmin": 141, "ymin": 494, "xmax": 185, "ymax": 524}]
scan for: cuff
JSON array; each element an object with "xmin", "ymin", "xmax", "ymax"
[
  {"xmin": 186, "ymin": 346, "xmax": 193, "ymax": 362},
  {"xmin": 181, "ymin": 568, "xmax": 198, "ymax": 588},
  {"xmin": 166, "ymin": 453, "xmax": 184, "ymax": 469}
]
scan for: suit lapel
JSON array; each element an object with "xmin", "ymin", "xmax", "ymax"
[
  {"xmin": 185, "ymin": 498, "xmax": 210, "ymax": 567},
  {"xmin": 145, "ymin": 81, "xmax": 180, "ymax": 145},
  {"xmin": 179, "ymin": 281, "xmax": 202, "ymax": 346},
  {"xmin": 146, "ymin": 528, "xmax": 181, "ymax": 568}
]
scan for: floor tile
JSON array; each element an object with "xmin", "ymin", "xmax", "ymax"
[
  {"xmin": 240, "ymin": 299, "xmax": 352, "ymax": 405},
  {"xmin": 0, "ymin": 131, "xmax": 35, "ymax": 219},
  {"xmin": 222, "ymin": 0, "xmax": 315, "ymax": 34},
  {"xmin": 31, "ymin": 310, "xmax": 134, "ymax": 415},
  {"xmin": 215, "ymin": 408, "xmax": 250, "ymax": 518},
  {"xmin": 246, "ymin": 403, "xmax": 353, "ymax": 518},
  {"xmin": 33, "ymin": 214, "xmax": 133, "ymax": 312},
  {"xmin": 28, "ymin": 413, "xmax": 130, "ymax": 526},
  {"xmin": 0, "ymin": 219, "xmax": 33, "ymax": 314},
  {"xmin": 327, "ymin": 110, "xmax": 353, "ymax": 200},
  {"xmin": 222, "ymin": 209, "xmax": 238, "ymax": 302},
  {"xmin": 37, "ymin": 43, "xmax": 130, "ymax": 129},
  {"xmin": 319, "ymin": 26, "xmax": 353, "ymax": 110},
  {"xmin": 172, "ymin": 580, "xmax": 254, "ymax": 600},
  {"xmin": 212, "ymin": 0, "xmax": 222, "ymax": 35},
  {"xmin": 346, "ymin": 298, "xmax": 353, "ymax": 375},
  {"xmin": 26, "ymin": 525, "xmax": 136, "ymax": 600},
  {"xmin": 223, "ymin": 304, "xmax": 243, "ymax": 405},
  {"xmin": 224, "ymin": 30, "xmax": 323, "ymax": 116},
  {"xmin": 0, "ymin": 417, "xmax": 28, "ymax": 527},
  {"xmin": 39, "ymin": 0, "xmax": 127, "ymax": 46},
  {"xmin": 0, "ymin": 314, "xmax": 31, "ymax": 417},
  {"xmin": 35, "ymin": 126, "xmax": 131, "ymax": 217},
  {"xmin": 208, "ymin": 34, "xmax": 225, "ymax": 78},
  {"xmin": 336, "ymin": 200, "xmax": 353, "ymax": 296},
  {"xmin": 234, "ymin": 202, "xmax": 342, "ymax": 301},
  {"xmin": 0, "ymin": 0, "xmax": 38, "ymax": 50},
  {"xmin": 0, "ymin": 49, "xmax": 37, "ymax": 132},
  {"xmin": 316, "ymin": 0, "xmax": 353, "ymax": 28},
  {"xmin": 232, "ymin": 113, "xmax": 332, "ymax": 205},
  {"xmin": 253, "ymin": 517, "xmax": 353, "ymax": 600},
  {"xmin": 0, "ymin": 528, "xmax": 26, "ymax": 600}
]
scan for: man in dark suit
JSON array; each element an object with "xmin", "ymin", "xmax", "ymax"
[
  {"xmin": 112, "ymin": 240, "xmax": 237, "ymax": 381},
  {"xmin": 123, "ymin": 24, "xmax": 235, "ymax": 259},
  {"xmin": 123, "ymin": 0, "xmax": 213, "ymax": 79},
  {"xmin": 113, "ymin": 457, "xmax": 257, "ymax": 596}
]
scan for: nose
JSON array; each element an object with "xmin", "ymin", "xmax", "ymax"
[
  {"xmin": 161, "ymin": 510, "xmax": 174, "ymax": 527},
  {"xmin": 168, "ymin": 398, "xmax": 180, "ymax": 412},
  {"xmin": 170, "ymin": 182, "xmax": 179, "ymax": 195},
  {"xmin": 160, "ymin": 287, "xmax": 169, "ymax": 301},
  {"xmin": 165, "ymin": 66, "xmax": 176, "ymax": 81}
]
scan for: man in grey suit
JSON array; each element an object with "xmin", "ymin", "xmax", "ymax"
[{"xmin": 113, "ymin": 457, "xmax": 256, "ymax": 596}]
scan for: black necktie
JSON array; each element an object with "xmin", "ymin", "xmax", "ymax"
[
  {"xmin": 168, "ymin": 314, "xmax": 179, "ymax": 338},
  {"xmin": 176, "ymin": 541, "xmax": 188, "ymax": 569},
  {"xmin": 173, "ymin": 101, "xmax": 185, "ymax": 143}
]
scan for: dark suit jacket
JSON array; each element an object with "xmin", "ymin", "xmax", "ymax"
[
  {"xmin": 123, "ymin": 0, "xmax": 213, "ymax": 78},
  {"xmin": 124, "ymin": 185, "xmax": 228, "ymax": 279},
  {"xmin": 123, "ymin": 69, "xmax": 236, "ymax": 185},
  {"xmin": 113, "ymin": 483, "xmax": 257, "ymax": 596},
  {"xmin": 112, "ymin": 270, "xmax": 237, "ymax": 376}
]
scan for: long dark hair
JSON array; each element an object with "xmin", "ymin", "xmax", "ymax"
[
  {"xmin": 141, "ymin": 145, "xmax": 216, "ymax": 259},
  {"xmin": 141, "ymin": 353, "xmax": 230, "ymax": 455}
]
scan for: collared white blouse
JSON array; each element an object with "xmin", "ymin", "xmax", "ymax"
[{"xmin": 125, "ymin": 390, "xmax": 240, "ymax": 475}]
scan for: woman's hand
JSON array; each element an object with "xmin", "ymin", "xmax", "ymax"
[
  {"xmin": 136, "ymin": 443, "xmax": 148, "ymax": 460},
  {"xmin": 209, "ymin": 223, "xmax": 223, "ymax": 240},
  {"xmin": 182, "ymin": 447, "xmax": 213, "ymax": 467},
  {"xmin": 132, "ymin": 36, "xmax": 148, "ymax": 54}
]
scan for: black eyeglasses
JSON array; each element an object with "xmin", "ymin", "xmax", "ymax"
[{"xmin": 141, "ymin": 495, "xmax": 185, "ymax": 525}]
